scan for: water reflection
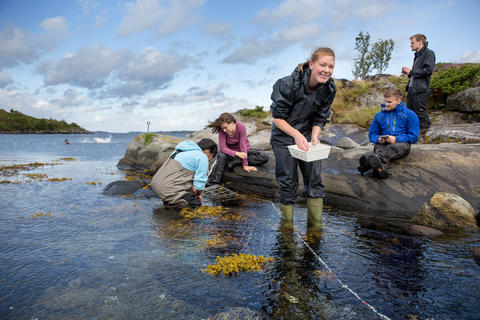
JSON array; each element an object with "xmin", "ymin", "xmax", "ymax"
[{"xmin": 264, "ymin": 219, "xmax": 331, "ymax": 319}]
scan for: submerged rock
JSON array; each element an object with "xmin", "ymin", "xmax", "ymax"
[
  {"xmin": 407, "ymin": 225, "xmax": 444, "ymax": 237},
  {"xmin": 470, "ymin": 246, "xmax": 480, "ymax": 267},
  {"xmin": 411, "ymin": 192, "xmax": 478, "ymax": 231},
  {"xmin": 206, "ymin": 307, "xmax": 261, "ymax": 320},
  {"xmin": 103, "ymin": 180, "xmax": 141, "ymax": 196}
]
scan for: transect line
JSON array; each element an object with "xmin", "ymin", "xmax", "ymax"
[{"xmin": 270, "ymin": 202, "xmax": 392, "ymax": 320}]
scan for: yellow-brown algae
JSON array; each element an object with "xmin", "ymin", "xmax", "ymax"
[
  {"xmin": 180, "ymin": 205, "xmax": 228, "ymax": 220},
  {"xmin": 203, "ymin": 253, "xmax": 274, "ymax": 276},
  {"xmin": 32, "ymin": 212, "xmax": 52, "ymax": 218}
]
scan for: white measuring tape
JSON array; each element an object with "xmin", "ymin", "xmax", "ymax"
[{"xmin": 270, "ymin": 202, "xmax": 392, "ymax": 320}]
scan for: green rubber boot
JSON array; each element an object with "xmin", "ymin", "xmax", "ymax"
[
  {"xmin": 307, "ymin": 198, "xmax": 323, "ymax": 227},
  {"xmin": 279, "ymin": 203, "xmax": 294, "ymax": 226}
]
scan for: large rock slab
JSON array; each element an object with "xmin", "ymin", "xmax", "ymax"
[{"xmin": 411, "ymin": 192, "xmax": 478, "ymax": 231}]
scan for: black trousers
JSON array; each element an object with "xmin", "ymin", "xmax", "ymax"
[
  {"xmin": 407, "ymin": 90, "xmax": 431, "ymax": 129},
  {"xmin": 365, "ymin": 142, "xmax": 411, "ymax": 167},
  {"xmin": 208, "ymin": 149, "xmax": 269, "ymax": 184},
  {"xmin": 272, "ymin": 145, "xmax": 324, "ymax": 205}
]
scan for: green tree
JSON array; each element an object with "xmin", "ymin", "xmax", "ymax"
[
  {"xmin": 352, "ymin": 31, "xmax": 373, "ymax": 79},
  {"xmin": 369, "ymin": 39, "xmax": 395, "ymax": 74}
]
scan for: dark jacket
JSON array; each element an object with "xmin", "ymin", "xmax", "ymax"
[
  {"xmin": 270, "ymin": 63, "xmax": 336, "ymax": 146},
  {"xmin": 369, "ymin": 101, "xmax": 420, "ymax": 144},
  {"xmin": 407, "ymin": 42, "xmax": 436, "ymax": 94}
]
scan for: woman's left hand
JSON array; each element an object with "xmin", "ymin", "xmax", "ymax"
[
  {"xmin": 311, "ymin": 136, "xmax": 320, "ymax": 145},
  {"xmin": 243, "ymin": 165, "xmax": 257, "ymax": 172}
]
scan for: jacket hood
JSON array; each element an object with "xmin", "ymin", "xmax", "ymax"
[
  {"xmin": 381, "ymin": 101, "xmax": 407, "ymax": 113},
  {"xmin": 175, "ymin": 140, "xmax": 202, "ymax": 152}
]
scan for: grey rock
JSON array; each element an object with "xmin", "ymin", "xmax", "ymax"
[
  {"xmin": 131, "ymin": 188, "xmax": 157, "ymax": 199},
  {"xmin": 411, "ymin": 192, "xmax": 478, "ymax": 231},
  {"xmin": 425, "ymin": 123, "xmax": 480, "ymax": 143},
  {"xmin": 407, "ymin": 225, "xmax": 444, "ymax": 237},
  {"xmin": 470, "ymin": 246, "xmax": 480, "ymax": 267},
  {"xmin": 247, "ymin": 129, "xmax": 272, "ymax": 150},
  {"xmin": 103, "ymin": 180, "xmax": 141, "ymax": 196},
  {"xmin": 117, "ymin": 133, "xmax": 183, "ymax": 170},
  {"xmin": 356, "ymin": 90, "xmax": 384, "ymax": 108},
  {"xmin": 446, "ymin": 87, "xmax": 480, "ymax": 113},
  {"xmin": 336, "ymin": 78, "xmax": 356, "ymax": 89},
  {"xmin": 207, "ymin": 307, "xmax": 261, "ymax": 320},
  {"xmin": 262, "ymin": 115, "xmax": 273, "ymax": 126},
  {"xmin": 320, "ymin": 124, "xmax": 370, "ymax": 146},
  {"xmin": 336, "ymin": 137, "xmax": 360, "ymax": 149}
]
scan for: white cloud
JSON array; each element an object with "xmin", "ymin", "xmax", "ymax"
[
  {"xmin": 0, "ymin": 27, "xmax": 37, "ymax": 68},
  {"xmin": 37, "ymin": 16, "xmax": 69, "ymax": 50},
  {"xmin": 50, "ymin": 89, "xmax": 84, "ymax": 107},
  {"xmin": 204, "ymin": 22, "xmax": 232, "ymax": 37},
  {"xmin": 226, "ymin": 0, "xmax": 396, "ymax": 64},
  {"xmin": 117, "ymin": 0, "xmax": 204, "ymax": 37},
  {"xmin": 254, "ymin": 0, "xmax": 326, "ymax": 25},
  {"xmin": 111, "ymin": 47, "xmax": 197, "ymax": 97},
  {"xmin": 454, "ymin": 50, "xmax": 480, "ymax": 63},
  {"xmin": 38, "ymin": 45, "xmax": 133, "ymax": 88},
  {"xmin": 0, "ymin": 72, "xmax": 13, "ymax": 88},
  {"xmin": 147, "ymin": 84, "xmax": 227, "ymax": 107}
]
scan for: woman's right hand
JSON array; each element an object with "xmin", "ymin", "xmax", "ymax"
[
  {"xmin": 235, "ymin": 151, "xmax": 247, "ymax": 159},
  {"xmin": 294, "ymin": 133, "xmax": 309, "ymax": 151}
]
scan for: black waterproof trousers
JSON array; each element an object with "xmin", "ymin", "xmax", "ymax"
[
  {"xmin": 407, "ymin": 90, "xmax": 431, "ymax": 129},
  {"xmin": 207, "ymin": 150, "xmax": 269, "ymax": 185},
  {"xmin": 364, "ymin": 142, "xmax": 411, "ymax": 167},
  {"xmin": 272, "ymin": 145, "xmax": 324, "ymax": 205}
]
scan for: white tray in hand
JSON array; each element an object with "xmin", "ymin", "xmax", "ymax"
[{"xmin": 287, "ymin": 142, "xmax": 331, "ymax": 162}]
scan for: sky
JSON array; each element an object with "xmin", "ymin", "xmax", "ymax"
[{"xmin": 1, "ymin": 0, "xmax": 479, "ymax": 133}]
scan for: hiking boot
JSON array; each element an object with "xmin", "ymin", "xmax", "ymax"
[
  {"xmin": 357, "ymin": 155, "xmax": 370, "ymax": 175},
  {"xmin": 367, "ymin": 155, "xmax": 389, "ymax": 179}
]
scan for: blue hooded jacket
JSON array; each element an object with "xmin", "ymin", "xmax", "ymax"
[
  {"xmin": 170, "ymin": 140, "xmax": 209, "ymax": 190},
  {"xmin": 369, "ymin": 101, "xmax": 420, "ymax": 144}
]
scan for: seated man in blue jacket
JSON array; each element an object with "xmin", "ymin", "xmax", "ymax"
[
  {"xmin": 152, "ymin": 138, "xmax": 217, "ymax": 207},
  {"xmin": 358, "ymin": 88, "xmax": 420, "ymax": 179}
]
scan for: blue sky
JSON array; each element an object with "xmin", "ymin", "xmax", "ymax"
[{"xmin": 1, "ymin": 0, "xmax": 479, "ymax": 132}]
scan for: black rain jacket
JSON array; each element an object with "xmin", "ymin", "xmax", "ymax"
[
  {"xmin": 270, "ymin": 63, "xmax": 336, "ymax": 147},
  {"xmin": 407, "ymin": 42, "xmax": 436, "ymax": 94}
]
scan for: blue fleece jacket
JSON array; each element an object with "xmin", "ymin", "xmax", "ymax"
[
  {"xmin": 170, "ymin": 140, "xmax": 209, "ymax": 190},
  {"xmin": 369, "ymin": 101, "xmax": 420, "ymax": 144}
]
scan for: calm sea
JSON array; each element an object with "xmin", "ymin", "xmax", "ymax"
[{"xmin": 1, "ymin": 132, "xmax": 479, "ymax": 320}]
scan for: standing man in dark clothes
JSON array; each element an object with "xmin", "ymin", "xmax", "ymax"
[{"xmin": 401, "ymin": 33, "xmax": 435, "ymax": 129}]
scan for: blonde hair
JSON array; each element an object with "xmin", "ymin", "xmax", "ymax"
[
  {"xmin": 383, "ymin": 88, "xmax": 403, "ymax": 100},
  {"xmin": 298, "ymin": 47, "xmax": 335, "ymax": 72},
  {"xmin": 410, "ymin": 34, "xmax": 427, "ymax": 44}
]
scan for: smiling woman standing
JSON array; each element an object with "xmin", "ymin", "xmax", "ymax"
[{"xmin": 270, "ymin": 47, "xmax": 336, "ymax": 227}]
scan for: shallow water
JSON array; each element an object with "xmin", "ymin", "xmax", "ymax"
[{"xmin": 1, "ymin": 133, "xmax": 479, "ymax": 320}]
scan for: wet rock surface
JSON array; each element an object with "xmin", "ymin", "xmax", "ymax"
[{"xmin": 411, "ymin": 192, "xmax": 478, "ymax": 231}]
